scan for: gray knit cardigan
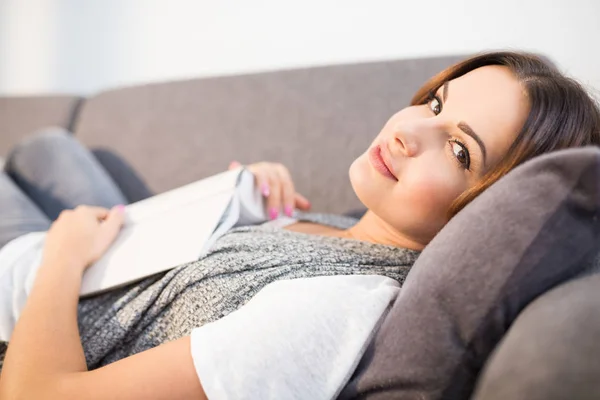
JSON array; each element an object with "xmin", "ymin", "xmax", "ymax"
[{"xmin": 0, "ymin": 213, "xmax": 419, "ymax": 371}]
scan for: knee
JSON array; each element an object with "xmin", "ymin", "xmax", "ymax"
[
  {"xmin": 17, "ymin": 127, "xmax": 73, "ymax": 149},
  {"xmin": 6, "ymin": 127, "xmax": 75, "ymax": 168},
  {"xmin": 473, "ymin": 272, "xmax": 600, "ymax": 400}
]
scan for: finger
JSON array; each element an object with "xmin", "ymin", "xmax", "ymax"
[
  {"xmin": 263, "ymin": 169, "xmax": 282, "ymax": 220},
  {"xmin": 250, "ymin": 164, "xmax": 271, "ymax": 198},
  {"xmin": 294, "ymin": 193, "xmax": 312, "ymax": 211},
  {"xmin": 275, "ymin": 165, "xmax": 296, "ymax": 217},
  {"xmin": 93, "ymin": 205, "xmax": 125, "ymax": 261},
  {"xmin": 229, "ymin": 160, "xmax": 242, "ymax": 170},
  {"xmin": 76, "ymin": 205, "xmax": 111, "ymax": 220}
]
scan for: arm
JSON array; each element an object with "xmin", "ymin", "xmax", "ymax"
[{"xmin": 0, "ymin": 206, "xmax": 207, "ymax": 400}]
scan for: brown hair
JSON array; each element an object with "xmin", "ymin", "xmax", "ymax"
[{"xmin": 411, "ymin": 51, "xmax": 600, "ymax": 218}]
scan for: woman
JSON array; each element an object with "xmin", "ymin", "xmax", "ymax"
[{"xmin": 1, "ymin": 51, "xmax": 599, "ymax": 399}]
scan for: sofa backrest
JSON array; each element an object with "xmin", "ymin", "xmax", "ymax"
[
  {"xmin": 0, "ymin": 96, "xmax": 82, "ymax": 158},
  {"xmin": 74, "ymin": 55, "xmax": 465, "ymax": 213}
]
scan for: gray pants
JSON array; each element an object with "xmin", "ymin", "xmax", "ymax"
[{"xmin": 0, "ymin": 128, "xmax": 127, "ymax": 249}]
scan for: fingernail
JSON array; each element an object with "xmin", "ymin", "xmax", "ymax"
[
  {"xmin": 269, "ymin": 208, "xmax": 279, "ymax": 220},
  {"xmin": 116, "ymin": 204, "xmax": 125, "ymax": 212},
  {"xmin": 261, "ymin": 184, "xmax": 270, "ymax": 197},
  {"xmin": 284, "ymin": 205, "xmax": 293, "ymax": 217},
  {"xmin": 229, "ymin": 160, "xmax": 240, "ymax": 169}
]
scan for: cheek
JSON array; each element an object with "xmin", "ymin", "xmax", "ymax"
[{"xmin": 397, "ymin": 165, "xmax": 464, "ymax": 219}]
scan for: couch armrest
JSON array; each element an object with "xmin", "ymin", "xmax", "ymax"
[{"xmin": 473, "ymin": 267, "xmax": 600, "ymax": 400}]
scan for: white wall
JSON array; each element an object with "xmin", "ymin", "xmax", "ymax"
[{"xmin": 1, "ymin": 0, "xmax": 599, "ymax": 96}]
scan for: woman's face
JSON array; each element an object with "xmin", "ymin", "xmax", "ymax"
[{"xmin": 349, "ymin": 65, "xmax": 529, "ymax": 246}]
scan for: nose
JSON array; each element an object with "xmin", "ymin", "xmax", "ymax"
[{"xmin": 390, "ymin": 118, "xmax": 444, "ymax": 157}]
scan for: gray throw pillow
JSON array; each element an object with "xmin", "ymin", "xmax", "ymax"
[{"xmin": 339, "ymin": 146, "xmax": 600, "ymax": 400}]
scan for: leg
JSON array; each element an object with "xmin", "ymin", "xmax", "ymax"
[
  {"xmin": 0, "ymin": 171, "xmax": 51, "ymax": 248},
  {"xmin": 92, "ymin": 149, "xmax": 154, "ymax": 203},
  {"xmin": 4, "ymin": 128, "xmax": 128, "ymax": 220}
]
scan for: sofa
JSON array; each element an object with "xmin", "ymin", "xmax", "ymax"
[{"xmin": 1, "ymin": 54, "xmax": 599, "ymax": 399}]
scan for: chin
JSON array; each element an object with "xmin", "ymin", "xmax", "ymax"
[{"xmin": 349, "ymin": 154, "xmax": 375, "ymax": 209}]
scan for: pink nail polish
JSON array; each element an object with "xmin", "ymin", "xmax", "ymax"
[
  {"xmin": 116, "ymin": 204, "xmax": 125, "ymax": 212},
  {"xmin": 261, "ymin": 184, "xmax": 270, "ymax": 197},
  {"xmin": 269, "ymin": 208, "xmax": 279, "ymax": 220},
  {"xmin": 284, "ymin": 205, "xmax": 293, "ymax": 217}
]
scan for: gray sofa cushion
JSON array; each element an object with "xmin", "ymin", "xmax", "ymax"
[
  {"xmin": 73, "ymin": 56, "xmax": 464, "ymax": 214},
  {"xmin": 472, "ymin": 266, "xmax": 600, "ymax": 400},
  {"xmin": 0, "ymin": 96, "xmax": 82, "ymax": 157},
  {"xmin": 339, "ymin": 147, "xmax": 600, "ymax": 400}
]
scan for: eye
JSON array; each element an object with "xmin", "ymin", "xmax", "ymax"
[
  {"xmin": 428, "ymin": 94, "xmax": 442, "ymax": 115},
  {"xmin": 449, "ymin": 140, "xmax": 471, "ymax": 170}
]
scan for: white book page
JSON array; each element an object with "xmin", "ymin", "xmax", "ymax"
[
  {"xmin": 79, "ymin": 168, "xmax": 243, "ymax": 297},
  {"xmin": 202, "ymin": 168, "xmax": 269, "ymax": 252}
]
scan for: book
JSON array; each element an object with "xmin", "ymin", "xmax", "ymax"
[{"xmin": 79, "ymin": 167, "xmax": 266, "ymax": 297}]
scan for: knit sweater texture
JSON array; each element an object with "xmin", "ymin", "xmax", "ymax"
[{"xmin": 0, "ymin": 212, "xmax": 419, "ymax": 371}]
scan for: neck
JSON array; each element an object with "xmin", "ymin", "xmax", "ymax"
[{"xmin": 341, "ymin": 210, "xmax": 425, "ymax": 251}]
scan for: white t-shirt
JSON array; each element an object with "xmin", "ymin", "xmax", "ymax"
[
  {"xmin": 191, "ymin": 274, "xmax": 399, "ymax": 399},
  {"xmin": 0, "ymin": 231, "xmax": 46, "ymax": 341}
]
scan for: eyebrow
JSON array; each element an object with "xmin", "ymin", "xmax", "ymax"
[
  {"xmin": 443, "ymin": 81, "xmax": 488, "ymax": 167},
  {"xmin": 458, "ymin": 121, "xmax": 487, "ymax": 166},
  {"xmin": 442, "ymin": 81, "xmax": 449, "ymax": 102}
]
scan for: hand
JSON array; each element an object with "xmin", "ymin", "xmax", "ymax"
[
  {"xmin": 229, "ymin": 160, "xmax": 311, "ymax": 219},
  {"xmin": 41, "ymin": 205, "xmax": 125, "ymax": 274}
]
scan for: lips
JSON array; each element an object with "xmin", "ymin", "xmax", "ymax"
[{"xmin": 369, "ymin": 144, "xmax": 398, "ymax": 181}]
